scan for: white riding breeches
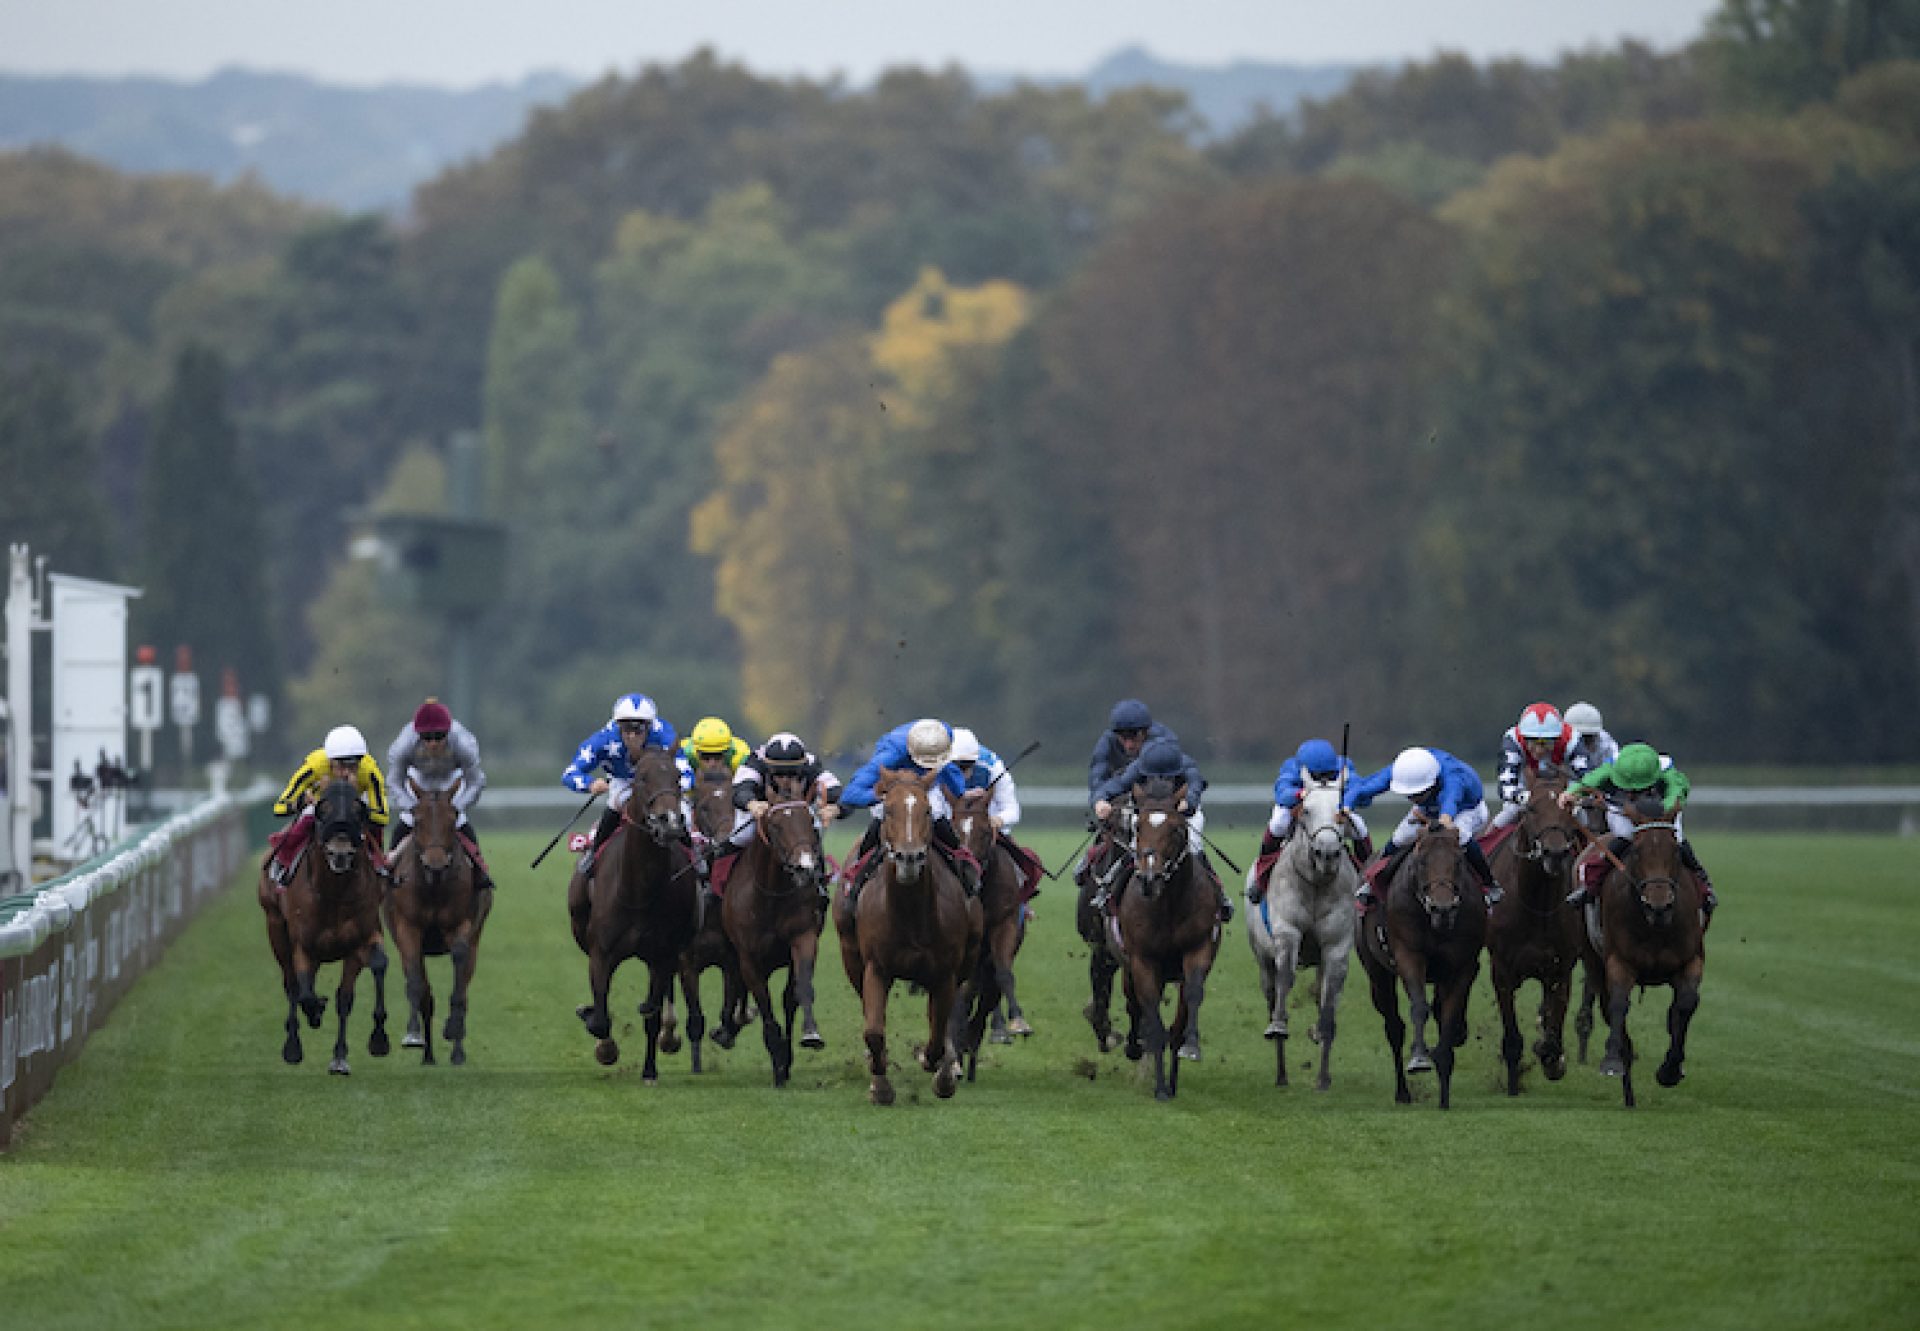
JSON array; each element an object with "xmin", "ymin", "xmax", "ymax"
[
  {"xmin": 1606, "ymin": 807, "xmax": 1686, "ymax": 842},
  {"xmin": 1389, "ymin": 799, "xmax": 1489, "ymax": 849},
  {"xmin": 1269, "ymin": 803, "xmax": 1367, "ymax": 841}
]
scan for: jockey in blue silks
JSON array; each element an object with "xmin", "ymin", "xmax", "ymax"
[
  {"xmin": 1345, "ymin": 746, "xmax": 1501, "ymax": 912},
  {"xmin": 562, "ymin": 692, "xmax": 687, "ymax": 876},
  {"xmin": 1246, "ymin": 738, "xmax": 1373, "ymax": 904},
  {"xmin": 840, "ymin": 718, "xmax": 976, "ymax": 900}
]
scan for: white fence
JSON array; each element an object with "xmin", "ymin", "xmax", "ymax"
[{"xmin": 0, "ymin": 793, "xmax": 247, "ymax": 1147}]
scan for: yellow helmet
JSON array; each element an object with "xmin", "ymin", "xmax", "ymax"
[{"xmin": 690, "ymin": 716, "xmax": 735, "ymax": 755}]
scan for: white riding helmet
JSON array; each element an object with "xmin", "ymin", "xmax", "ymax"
[
  {"xmin": 906, "ymin": 718, "xmax": 952, "ymax": 770},
  {"xmin": 323, "ymin": 725, "xmax": 368, "ymax": 761},
  {"xmin": 1565, "ymin": 702, "xmax": 1604, "ymax": 737},
  {"xmin": 950, "ymin": 727, "xmax": 982, "ymax": 764},
  {"xmin": 611, "ymin": 693, "xmax": 658, "ymax": 725},
  {"xmin": 1388, "ymin": 747, "xmax": 1442, "ymax": 796}
]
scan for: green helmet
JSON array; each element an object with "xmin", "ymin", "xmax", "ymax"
[{"xmin": 1612, "ymin": 744, "xmax": 1662, "ymax": 791}]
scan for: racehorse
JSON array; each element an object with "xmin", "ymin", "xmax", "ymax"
[
  {"xmin": 384, "ymin": 777, "xmax": 491, "ymax": 1066},
  {"xmin": 721, "ymin": 796, "xmax": 830, "ymax": 1086},
  {"xmin": 832, "ymin": 768, "xmax": 981, "ymax": 1106},
  {"xmin": 1354, "ymin": 818, "xmax": 1486, "ymax": 1108},
  {"xmin": 1115, "ymin": 777, "xmax": 1222, "ymax": 1101},
  {"xmin": 655, "ymin": 770, "xmax": 750, "ymax": 1069},
  {"xmin": 1484, "ymin": 774, "xmax": 1582, "ymax": 1094},
  {"xmin": 258, "ymin": 777, "xmax": 391, "ymax": 1074},
  {"xmin": 1246, "ymin": 780, "xmax": 1357, "ymax": 1090},
  {"xmin": 566, "ymin": 745, "xmax": 703, "ymax": 1078},
  {"xmin": 952, "ymin": 788, "xmax": 1032, "ymax": 1079},
  {"xmin": 1584, "ymin": 809, "xmax": 1706, "ymax": 1108},
  {"xmin": 1075, "ymin": 802, "xmax": 1132, "ymax": 1054}
]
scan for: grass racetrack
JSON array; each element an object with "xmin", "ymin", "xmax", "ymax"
[{"xmin": 1, "ymin": 827, "xmax": 1915, "ymax": 1329}]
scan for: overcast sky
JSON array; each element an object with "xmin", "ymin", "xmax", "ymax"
[{"xmin": 3, "ymin": 0, "xmax": 1725, "ymax": 86}]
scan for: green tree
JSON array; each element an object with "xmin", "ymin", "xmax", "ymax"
[
  {"xmin": 0, "ymin": 361, "xmax": 116, "ymax": 578},
  {"xmin": 1707, "ymin": 0, "xmax": 1920, "ymax": 110},
  {"xmin": 136, "ymin": 345, "xmax": 279, "ymax": 763}
]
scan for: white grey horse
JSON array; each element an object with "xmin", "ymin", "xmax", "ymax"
[{"xmin": 1245, "ymin": 780, "xmax": 1358, "ymax": 1090}]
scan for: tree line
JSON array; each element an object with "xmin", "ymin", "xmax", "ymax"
[{"xmin": 2, "ymin": 0, "xmax": 1916, "ymax": 772}]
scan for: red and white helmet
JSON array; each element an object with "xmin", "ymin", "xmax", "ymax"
[{"xmin": 1516, "ymin": 702, "xmax": 1563, "ymax": 740}]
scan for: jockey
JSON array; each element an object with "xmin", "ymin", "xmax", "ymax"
[
  {"xmin": 1087, "ymin": 698, "xmax": 1189, "ymax": 796},
  {"xmin": 1489, "ymin": 701, "xmax": 1573, "ymax": 831},
  {"xmin": 1347, "ymin": 746, "xmax": 1502, "ymax": 912},
  {"xmin": 268, "ymin": 724, "xmax": 390, "ymax": 884},
  {"xmin": 725, "ymin": 731, "xmax": 843, "ymax": 905},
  {"xmin": 562, "ymin": 693, "xmax": 685, "ymax": 877},
  {"xmin": 1092, "ymin": 736, "xmax": 1233, "ymax": 923},
  {"xmin": 950, "ymin": 727, "xmax": 1020, "ymax": 830},
  {"xmin": 384, "ymin": 697, "xmax": 494, "ymax": 892},
  {"xmin": 839, "ymin": 718, "xmax": 976, "ymax": 900},
  {"xmin": 1559, "ymin": 742, "xmax": 1716, "ymax": 924},
  {"xmin": 679, "ymin": 715, "xmax": 752, "ymax": 783},
  {"xmin": 1563, "ymin": 701, "xmax": 1620, "ymax": 778},
  {"xmin": 1259, "ymin": 737, "xmax": 1371, "ymax": 859}
]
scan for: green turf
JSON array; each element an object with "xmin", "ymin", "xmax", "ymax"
[{"xmin": 0, "ymin": 829, "xmax": 1915, "ymax": 1330}]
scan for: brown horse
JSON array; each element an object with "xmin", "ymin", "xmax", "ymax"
[
  {"xmin": 1114, "ymin": 778, "xmax": 1222, "ymax": 1100},
  {"xmin": 1075, "ymin": 802, "xmax": 1132, "ymax": 1054},
  {"xmin": 832, "ymin": 768, "xmax": 981, "ymax": 1106},
  {"xmin": 1485, "ymin": 774, "xmax": 1582, "ymax": 1094},
  {"xmin": 656, "ymin": 769, "xmax": 750, "ymax": 1068},
  {"xmin": 1588, "ymin": 812, "xmax": 1706, "ymax": 1108},
  {"xmin": 384, "ymin": 777, "xmax": 492, "ymax": 1066},
  {"xmin": 722, "ymin": 797, "xmax": 830, "ymax": 1086},
  {"xmin": 258, "ymin": 777, "xmax": 391, "ymax": 1073},
  {"xmin": 952, "ymin": 789, "xmax": 1031, "ymax": 1078},
  {"xmin": 1355, "ymin": 818, "xmax": 1486, "ymax": 1108},
  {"xmin": 566, "ymin": 745, "xmax": 703, "ymax": 1078}
]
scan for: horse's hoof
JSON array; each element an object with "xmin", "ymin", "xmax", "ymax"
[
  {"xmin": 282, "ymin": 1040, "xmax": 303, "ymax": 1065},
  {"xmin": 594, "ymin": 1039, "xmax": 619, "ymax": 1066},
  {"xmin": 1598, "ymin": 1055, "xmax": 1625, "ymax": 1078},
  {"xmin": 915, "ymin": 1044, "xmax": 937, "ymax": 1073},
  {"xmin": 660, "ymin": 1033, "xmax": 683, "ymax": 1055},
  {"xmin": 1008, "ymin": 1016, "xmax": 1033, "ymax": 1038},
  {"xmin": 1263, "ymin": 1021, "xmax": 1284, "ymax": 1041},
  {"xmin": 369, "ymin": 1030, "xmax": 390, "ymax": 1057},
  {"xmin": 870, "ymin": 1080, "xmax": 896, "ymax": 1107},
  {"xmin": 451, "ymin": 1047, "xmax": 466, "ymax": 1067},
  {"xmin": 643, "ymin": 1073, "xmax": 658, "ymax": 1086},
  {"xmin": 1154, "ymin": 1085, "xmax": 1174, "ymax": 1102},
  {"xmin": 1178, "ymin": 1039, "xmax": 1201, "ymax": 1063},
  {"xmin": 712, "ymin": 1028, "xmax": 737, "ymax": 1050},
  {"xmin": 801, "ymin": 1030, "xmax": 826, "ymax": 1051},
  {"xmin": 1544, "ymin": 1055, "xmax": 1568, "ymax": 1081},
  {"xmin": 934, "ymin": 1065, "xmax": 958, "ymax": 1099},
  {"xmin": 401, "ymin": 1032, "xmax": 426, "ymax": 1049},
  {"xmin": 1395, "ymin": 1087, "xmax": 1412, "ymax": 1104},
  {"xmin": 1405, "ymin": 1051, "xmax": 1434, "ymax": 1074},
  {"xmin": 1656, "ymin": 1061, "xmax": 1684, "ymax": 1088},
  {"xmin": 575, "ymin": 1002, "xmax": 592, "ymax": 1021},
  {"xmin": 989, "ymin": 1029, "xmax": 1013, "ymax": 1045},
  {"xmin": 303, "ymin": 1003, "xmax": 326, "ymax": 1030},
  {"xmin": 328, "ymin": 1058, "xmax": 350, "ymax": 1076},
  {"xmin": 1100, "ymin": 1032, "xmax": 1124, "ymax": 1054},
  {"xmin": 422, "ymin": 1050, "xmax": 436, "ymax": 1066},
  {"xmin": 1124, "ymin": 1040, "xmax": 1143, "ymax": 1062},
  {"xmin": 1316, "ymin": 1076, "xmax": 1332, "ymax": 1093}
]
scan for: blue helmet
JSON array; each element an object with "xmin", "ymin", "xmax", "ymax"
[
  {"xmin": 1296, "ymin": 738, "xmax": 1339, "ymax": 777},
  {"xmin": 1108, "ymin": 699, "xmax": 1152, "ymax": 732},
  {"xmin": 1138, "ymin": 739, "xmax": 1186, "ymax": 778}
]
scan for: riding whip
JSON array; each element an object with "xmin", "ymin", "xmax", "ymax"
[
  {"xmin": 531, "ymin": 791, "xmax": 600, "ymax": 869},
  {"xmin": 981, "ymin": 740, "xmax": 1041, "ymax": 795}
]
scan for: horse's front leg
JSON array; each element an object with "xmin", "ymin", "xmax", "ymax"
[
  {"xmin": 1394, "ymin": 944, "xmax": 1435, "ymax": 1074},
  {"xmin": 995, "ymin": 917, "xmax": 1032, "ymax": 1038},
  {"xmin": 1167, "ymin": 950, "xmax": 1212, "ymax": 1099},
  {"xmin": 266, "ymin": 906, "xmax": 303, "ymax": 1064},
  {"xmin": 640, "ymin": 962, "xmax": 673, "ymax": 1085},
  {"xmin": 292, "ymin": 942, "xmax": 327, "ymax": 1029},
  {"xmin": 1574, "ymin": 951, "xmax": 1601, "ymax": 1063},
  {"xmin": 1365, "ymin": 960, "xmax": 1411, "ymax": 1104},
  {"xmin": 1536, "ymin": 961, "xmax": 1573, "ymax": 1081},
  {"xmin": 793, "ymin": 929, "xmax": 825, "ymax": 1052},
  {"xmin": 1601, "ymin": 953, "xmax": 1637, "ymax": 1108},
  {"xmin": 1435, "ymin": 964, "xmax": 1477, "ymax": 1110},
  {"xmin": 739, "ymin": 953, "xmax": 788, "ymax": 1087},
  {"xmin": 927, "ymin": 972, "xmax": 960, "ymax": 1099},
  {"xmin": 444, "ymin": 921, "xmax": 477, "ymax": 1066},
  {"xmin": 1491, "ymin": 956, "xmax": 1524, "ymax": 1097},
  {"xmin": 364, "ymin": 937, "xmax": 391, "ymax": 1058},
  {"xmin": 1657, "ymin": 958, "xmax": 1704, "ymax": 1088},
  {"xmin": 1128, "ymin": 956, "xmax": 1172, "ymax": 1100},
  {"xmin": 862, "ymin": 962, "xmax": 895, "ymax": 1106},
  {"xmin": 329, "ymin": 952, "xmax": 363, "ymax": 1076},
  {"xmin": 1315, "ymin": 933, "xmax": 1353, "ymax": 1092},
  {"xmin": 1085, "ymin": 949, "xmax": 1121, "ymax": 1053},
  {"xmin": 582, "ymin": 946, "xmax": 621, "ymax": 1065}
]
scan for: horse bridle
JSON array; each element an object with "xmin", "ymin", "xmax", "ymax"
[
  {"xmin": 1410, "ymin": 835, "xmax": 1463, "ymax": 929},
  {"xmin": 1626, "ymin": 820, "xmax": 1683, "ymax": 923},
  {"xmin": 1130, "ymin": 804, "xmax": 1190, "ymax": 892},
  {"xmin": 755, "ymin": 799, "xmax": 823, "ymax": 894},
  {"xmin": 621, "ymin": 756, "xmax": 685, "ymax": 846}
]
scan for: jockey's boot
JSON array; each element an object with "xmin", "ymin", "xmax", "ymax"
[
  {"xmin": 1248, "ymin": 829, "xmax": 1285, "ymax": 903},
  {"xmin": 1680, "ymin": 840, "xmax": 1717, "ymax": 928},
  {"xmin": 1566, "ymin": 837, "xmax": 1628, "ymax": 909},
  {"xmin": 581, "ymin": 805, "xmax": 622, "ymax": 879},
  {"xmin": 1465, "ymin": 840, "xmax": 1502, "ymax": 906},
  {"xmin": 1348, "ymin": 833, "xmax": 1374, "ymax": 873},
  {"xmin": 1214, "ymin": 875, "xmax": 1234, "ymax": 923},
  {"xmin": 389, "ymin": 818, "xmax": 411, "ymax": 853},
  {"xmin": 1356, "ymin": 842, "xmax": 1410, "ymax": 913}
]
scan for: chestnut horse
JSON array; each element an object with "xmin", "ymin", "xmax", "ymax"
[
  {"xmin": 656, "ymin": 770, "xmax": 749, "ymax": 1069},
  {"xmin": 1588, "ymin": 812, "xmax": 1706, "ymax": 1108},
  {"xmin": 952, "ymin": 788, "xmax": 1031, "ymax": 1079},
  {"xmin": 384, "ymin": 777, "xmax": 491, "ymax": 1066},
  {"xmin": 1484, "ymin": 774, "xmax": 1582, "ymax": 1094},
  {"xmin": 566, "ymin": 745, "xmax": 703, "ymax": 1078},
  {"xmin": 722, "ymin": 797, "xmax": 830, "ymax": 1086},
  {"xmin": 258, "ymin": 777, "xmax": 391, "ymax": 1073},
  {"xmin": 1355, "ymin": 818, "xmax": 1487, "ymax": 1108},
  {"xmin": 833, "ymin": 769, "xmax": 981, "ymax": 1106},
  {"xmin": 1115, "ymin": 777, "xmax": 1222, "ymax": 1101}
]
